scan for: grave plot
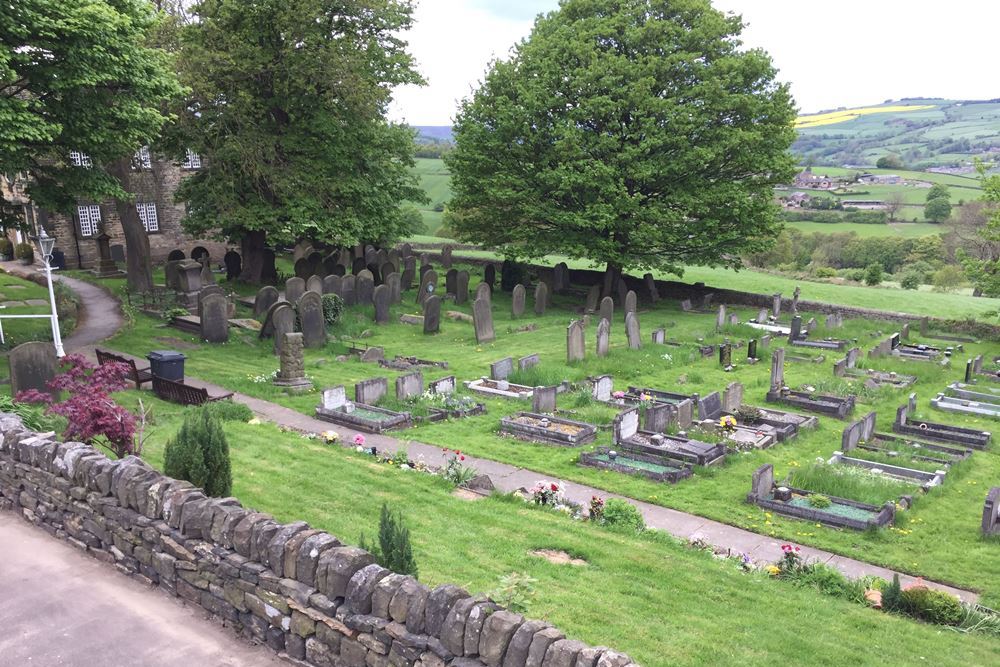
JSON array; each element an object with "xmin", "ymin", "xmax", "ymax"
[
  {"xmin": 613, "ymin": 406, "xmax": 726, "ymax": 467},
  {"xmin": 985, "ymin": 487, "xmax": 1000, "ymax": 536},
  {"xmin": 932, "ymin": 393, "xmax": 1000, "ymax": 420},
  {"xmin": 465, "ymin": 377, "xmax": 535, "ymax": 399},
  {"xmin": 966, "ymin": 354, "xmax": 1000, "ymax": 385},
  {"xmin": 378, "ymin": 355, "xmax": 449, "ymax": 371},
  {"xmin": 947, "ymin": 382, "xmax": 1000, "ymax": 403},
  {"xmin": 787, "ymin": 315, "xmax": 847, "ymax": 351},
  {"xmin": 314, "ymin": 382, "xmax": 412, "ymax": 433},
  {"xmin": 499, "ymin": 412, "xmax": 598, "ymax": 446},
  {"xmin": 579, "ymin": 447, "xmax": 692, "ymax": 484},
  {"xmin": 713, "ymin": 382, "xmax": 816, "ymax": 441},
  {"xmin": 747, "ymin": 464, "xmax": 897, "ymax": 531},
  {"xmin": 766, "ymin": 348, "xmax": 855, "ymax": 419},
  {"xmin": 694, "ymin": 389, "xmax": 777, "ymax": 450},
  {"xmin": 838, "ymin": 411, "xmax": 972, "ymax": 474},
  {"xmin": 833, "ymin": 347, "xmax": 916, "ymax": 388},
  {"xmin": 872, "ymin": 333, "xmax": 953, "ymax": 362},
  {"xmin": 893, "ymin": 395, "xmax": 992, "ymax": 450}
]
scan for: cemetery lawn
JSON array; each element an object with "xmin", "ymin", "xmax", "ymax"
[
  {"xmin": 101, "ymin": 269, "xmax": 1000, "ymax": 608},
  {"xmin": 0, "ymin": 269, "xmax": 73, "ymax": 358},
  {"xmin": 122, "ymin": 391, "xmax": 1000, "ymax": 667}
]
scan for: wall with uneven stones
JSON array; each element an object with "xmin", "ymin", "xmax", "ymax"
[{"xmin": 0, "ymin": 414, "xmax": 635, "ymax": 667}]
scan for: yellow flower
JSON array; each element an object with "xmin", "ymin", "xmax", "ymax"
[
  {"xmin": 248, "ymin": 417, "xmax": 261, "ymax": 425},
  {"xmin": 766, "ymin": 565, "xmax": 780, "ymax": 576}
]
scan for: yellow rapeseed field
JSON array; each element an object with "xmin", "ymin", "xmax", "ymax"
[{"xmin": 795, "ymin": 104, "xmax": 936, "ymax": 129}]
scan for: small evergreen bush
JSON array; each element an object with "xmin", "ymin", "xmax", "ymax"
[
  {"xmin": 864, "ymin": 263, "xmax": 883, "ymax": 286},
  {"xmin": 163, "ymin": 406, "xmax": 232, "ymax": 497},
  {"xmin": 899, "ymin": 272, "xmax": 921, "ymax": 290},
  {"xmin": 321, "ymin": 293, "xmax": 344, "ymax": 325},
  {"xmin": 360, "ymin": 504, "xmax": 418, "ymax": 577},
  {"xmin": 901, "ymin": 586, "xmax": 963, "ymax": 625},
  {"xmin": 882, "ymin": 573, "xmax": 903, "ymax": 612},
  {"xmin": 601, "ymin": 498, "xmax": 645, "ymax": 533},
  {"xmin": 15, "ymin": 243, "xmax": 33, "ymax": 262}
]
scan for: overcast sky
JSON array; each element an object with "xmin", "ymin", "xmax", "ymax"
[{"xmin": 389, "ymin": 0, "xmax": 1000, "ymax": 126}]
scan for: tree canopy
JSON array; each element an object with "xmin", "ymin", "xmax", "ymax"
[
  {"xmin": 925, "ymin": 196, "xmax": 952, "ymax": 223},
  {"xmin": 958, "ymin": 164, "xmax": 1000, "ymax": 296},
  {"xmin": 446, "ymin": 0, "xmax": 797, "ymax": 277},
  {"xmin": 172, "ymin": 0, "xmax": 426, "ymax": 282}
]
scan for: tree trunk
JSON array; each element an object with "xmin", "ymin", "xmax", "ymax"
[
  {"xmin": 602, "ymin": 262, "xmax": 622, "ymax": 300},
  {"xmin": 239, "ymin": 229, "xmax": 268, "ymax": 284},
  {"xmin": 107, "ymin": 158, "xmax": 153, "ymax": 292}
]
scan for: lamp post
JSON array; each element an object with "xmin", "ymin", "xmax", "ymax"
[{"xmin": 34, "ymin": 229, "xmax": 65, "ymax": 357}]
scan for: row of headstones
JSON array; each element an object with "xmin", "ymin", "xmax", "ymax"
[
  {"xmin": 566, "ymin": 312, "xmax": 643, "ymax": 363},
  {"xmin": 257, "ymin": 292, "xmax": 327, "ymax": 354},
  {"xmin": 321, "ymin": 372, "xmax": 456, "ymax": 410}
]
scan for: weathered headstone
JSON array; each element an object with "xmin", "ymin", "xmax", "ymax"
[
  {"xmin": 680, "ymin": 299, "xmax": 692, "ymax": 312},
  {"xmin": 698, "ymin": 392, "xmax": 724, "ymax": 421},
  {"xmin": 518, "ymin": 353, "xmax": 540, "ymax": 371},
  {"xmin": 596, "ymin": 318, "xmax": 610, "ymax": 357},
  {"xmin": 323, "ymin": 275, "xmax": 342, "ymax": 297},
  {"xmin": 298, "ymin": 291, "xmax": 326, "ymax": 348},
  {"xmin": 716, "ymin": 305, "xmax": 726, "ymax": 331},
  {"xmin": 772, "ymin": 293, "xmax": 782, "ymax": 318},
  {"xmin": 321, "ymin": 386, "xmax": 347, "ymax": 410},
  {"xmin": 846, "ymin": 347, "xmax": 860, "ymax": 368},
  {"xmin": 416, "ymin": 269, "xmax": 437, "ymax": 305},
  {"xmin": 676, "ymin": 399, "xmax": 694, "ymax": 430},
  {"xmin": 445, "ymin": 269, "xmax": 458, "ymax": 296},
  {"xmin": 901, "ymin": 322, "xmax": 910, "ymax": 340},
  {"xmin": 285, "ymin": 277, "xmax": 305, "ymax": 305},
  {"xmin": 532, "ymin": 385, "xmax": 557, "ymax": 413},
  {"xmin": 749, "ymin": 464, "xmax": 774, "ymax": 502},
  {"xmin": 770, "ymin": 348, "xmax": 785, "ymax": 390},
  {"xmin": 341, "ymin": 275, "xmax": 356, "ymax": 305},
  {"xmin": 352, "ymin": 257, "xmax": 367, "ymax": 275},
  {"xmin": 200, "ymin": 255, "xmax": 216, "ymax": 286},
  {"xmin": 274, "ymin": 332, "xmax": 311, "ymax": 392},
  {"xmin": 8, "ymin": 342, "xmax": 58, "ymax": 398},
  {"xmin": 585, "ymin": 285, "xmax": 600, "ymax": 314},
  {"xmin": 567, "ymin": 320, "xmax": 585, "ymax": 362},
  {"xmin": 983, "ymin": 487, "xmax": 1000, "ymax": 536},
  {"xmin": 164, "ymin": 260, "xmax": 183, "ymax": 291},
  {"xmin": 644, "ymin": 403, "xmax": 672, "ymax": 433},
  {"xmin": 719, "ymin": 343, "xmax": 732, "ymax": 368},
  {"xmin": 355, "ymin": 377, "xmax": 387, "ymax": 405},
  {"xmin": 533, "ymin": 282, "xmax": 548, "ymax": 316},
  {"xmin": 624, "ymin": 290, "xmax": 637, "ymax": 320},
  {"xmin": 613, "ymin": 408, "xmax": 640, "ymax": 444},
  {"xmin": 197, "ymin": 285, "xmax": 224, "ymax": 319},
  {"xmin": 306, "ymin": 275, "xmax": 323, "ymax": 295},
  {"xmin": 473, "ymin": 297, "xmax": 495, "ymax": 344},
  {"xmin": 428, "ymin": 376, "xmax": 455, "ymax": 395},
  {"xmin": 490, "ymin": 357, "xmax": 514, "ymax": 380},
  {"xmin": 396, "ymin": 372, "xmax": 424, "ymax": 400},
  {"xmin": 373, "ymin": 284, "xmax": 391, "ymax": 324},
  {"xmin": 723, "ymin": 382, "xmax": 744, "ymax": 413},
  {"xmin": 356, "ymin": 270, "xmax": 375, "ymax": 305},
  {"xmin": 254, "ymin": 285, "xmax": 280, "ymax": 318},
  {"xmin": 511, "ymin": 284, "xmax": 526, "ymax": 318},
  {"xmin": 200, "ymin": 293, "xmax": 230, "ymax": 343},
  {"xmin": 651, "ymin": 328, "xmax": 665, "ymax": 345},
  {"xmin": 553, "ymin": 263, "xmax": 569, "ymax": 293},
  {"xmin": 728, "ymin": 314, "xmax": 739, "ymax": 327},
  {"xmin": 441, "ymin": 244, "xmax": 453, "ymax": 269},
  {"xmin": 761, "ymin": 334, "xmax": 772, "ymax": 349},
  {"xmin": 224, "ymin": 250, "xmax": 242, "ymax": 281},
  {"xmin": 592, "ymin": 375, "xmax": 613, "ymax": 402},
  {"xmin": 757, "ymin": 308, "xmax": 768, "ymax": 323},
  {"xmin": 484, "ymin": 264, "xmax": 496, "ymax": 288},
  {"xmin": 423, "ymin": 295, "xmax": 441, "ymax": 334},
  {"xmin": 176, "ymin": 260, "xmax": 203, "ymax": 306},
  {"xmin": 625, "ymin": 312, "xmax": 641, "ymax": 349},
  {"xmin": 385, "ymin": 272, "xmax": 401, "ymax": 304},
  {"xmin": 599, "ymin": 296, "xmax": 614, "ymax": 324},
  {"xmin": 474, "ymin": 282, "xmax": 491, "ymax": 304},
  {"xmin": 455, "ymin": 270, "xmax": 470, "ymax": 305},
  {"xmin": 643, "ymin": 273, "xmax": 659, "ymax": 302},
  {"xmin": 747, "ymin": 339, "xmax": 758, "ymax": 361},
  {"xmin": 789, "ymin": 315, "xmax": 802, "ymax": 341},
  {"xmin": 806, "ymin": 317, "xmax": 817, "ymax": 333}
]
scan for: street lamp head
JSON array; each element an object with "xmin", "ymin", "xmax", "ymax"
[{"xmin": 35, "ymin": 228, "xmax": 55, "ymax": 260}]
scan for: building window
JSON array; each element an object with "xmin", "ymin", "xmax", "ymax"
[
  {"xmin": 133, "ymin": 145, "xmax": 152, "ymax": 170},
  {"xmin": 182, "ymin": 149, "xmax": 202, "ymax": 169},
  {"xmin": 69, "ymin": 151, "xmax": 92, "ymax": 168},
  {"xmin": 77, "ymin": 204, "xmax": 101, "ymax": 237},
  {"xmin": 136, "ymin": 202, "xmax": 158, "ymax": 232}
]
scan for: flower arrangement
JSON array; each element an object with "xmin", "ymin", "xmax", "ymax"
[
  {"xmin": 441, "ymin": 448, "xmax": 477, "ymax": 486},
  {"xmin": 611, "ymin": 390, "xmax": 626, "ymax": 400},
  {"xmin": 322, "ymin": 430, "xmax": 340, "ymax": 444},
  {"xmin": 353, "ymin": 433, "xmax": 366, "ymax": 446},
  {"xmin": 719, "ymin": 415, "xmax": 738, "ymax": 433},
  {"xmin": 530, "ymin": 480, "xmax": 566, "ymax": 506},
  {"xmin": 778, "ymin": 543, "xmax": 804, "ymax": 574},
  {"xmin": 588, "ymin": 495, "xmax": 605, "ymax": 522}
]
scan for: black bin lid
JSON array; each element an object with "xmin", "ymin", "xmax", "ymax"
[{"xmin": 147, "ymin": 350, "xmax": 186, "ymax": 362}]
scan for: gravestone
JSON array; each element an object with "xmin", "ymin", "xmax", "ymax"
[
  {"xmin": 8, "ymin": 342, "xmax": 58, "ymax": 398},
  {"xmin": 789, "ymin": 315, "xmax": 803, "ymax": 341},
  {"xmin": 224, "ymin": 250, "xmax": 242, "ymax": 281},
  {"xmin": 323, "ymin": 275, "xmax": 342, "ymax": 297},
  {"xmin": 651, "ymin": 328, "xmax": 665, "ymax": 345},
  {"xmin": 599, "ymin": 296, "xmax": 614, "ymax": 324},
  {"xmin": 352, "ymin": 257, "xmax": 367, "ymax": 275},
  {"xmin": 644, "ymin": 403, "xmax": 672, "ymax": 433},
  {"xmin": 701, "ymin": 293, "xmax": 714, "ymax": 310},
  {"xmin": 567, "ymin": 320, "xmax": 585, "ymax": 362},
  {"xmin": 680, "ymin": 299, "xmax": 692, "ymax": 312},
  {"xmin": 254, "ymin": 285, "xmax": 280, "ymax": 318},
  {"xmin": 757, "ymin": 308, "xmax": 768, "ymax": 323},
  {"xmin": 285, "ymin": 277, "xmax": 305, "ymax": 305},
  {"xmin": 274, "ymin": 332, "xmax": 311, "ymax": 392},
  {"xmin": 322, "ymin": 386, "xmax": 347, "ymax": 410},
  {"xmin": 199, "ymin": 255, "xmax": 216, "ymax": 286},
  {"xmin": 901, "ymin": 322, "xmax": 910, "ymax": 340},
  {"xmin": 596, "ymin": 318, "xmax": 610, "ymax": 357},
  {"xmin": 644, "ymin": 273, "xmax": 659, "ymax": 302},
  {"xmin": 553, "ymin": 263, "xmax": 569, "ymax": 293},
  {"xmin": 490, "ymin": 357, "xmax": 514, "ymax": 381},
  {"xmin": 399, "ymin": 242, "xmax": 413, "ymax": 258},
  {"xmin": 419, "ymin": 263, "xmax": 432, "ymax": 278},
  {"xmin": 723, "ymin": 382, "xmax": 744, "ymax": 413},
  {"xmin": 294, "ymin": 258, "xmax": 311, "ymax": 279},
  {"xmin": 585, "ymin": 285, "xmax": 600, "ymax": 313},
  {"xmin": 624, "ymin": 290, "xmax": 637, "ymax": 320},
  {"xmin": 165, "ymin": 260, "xmax": 183, "ymax": 291},
  {"xmin": 355, "ymin": 377, "xmax": 387, "ymax": 405},
  {"xmin": 472, "ymin": 297, "xmax": 495, "ymax": 344},
  {"xmin": 625, "ymin": 312, "xmax": 641, "ymax": 349},
  {"xmin": 806, "ymin": 317, "xmax": 817, "ymax": 333},
  {"xmin": 429, "ymin": 376, "xmax": 456, "ymax": 395},
  {"xmin": 728, "ymin": 314, "xmax": 739, "ymax": 326},
  {"xmin": 792, "ymin": 286, "xmax": 801, "ymax": 314},
  {"xmin": 511, "ymin": 284, "xmax": 526, "ymax": 318},
  {"xmin": 455, "ymin": 270, "xmax": 470, "ymax": 305},
  {"xmin": 749, "ymin": 464, "xmax": 774, "ymax": 502},
  {"xmin": 761, "ymin": 334, "xmax": 772, "ymax": 349},
  {"xmin": 532, "ymin": 385, "xmax": 557, "ymax": 413},
  {"xmin": 200, "ymin": 293, "xmax": 230, "ymax": 343},
  {"xmin": 613, "ymin": 408, "xmax": 640, "ymax": 444},
  {"xmin": 396, "ymin": 372, "xmax": 424, "ymax": 400},
  {"xmin": 356, "ymin": 270, "xmax": 375, "ymax": 305},
  {"xmin": 380, "ymin": 263, "xmax": 395, "ymax": 284},
  {"xmin": 385, "ymin": 272, "xmax": 401, "ymax": 304},
  {"xmin": 341, "ymin": 275, "xmax": 356, "ymax": 306},
  {"xmin": 323, "ymin": 256, "xmax": 340, "ymax": 276},
  {"xmin": 445, "ymin": 269, "xmax": 458, "ymax": 296},
  {"xmin": 716, "ymin": 305, "xmax": 726, "ymax": 331},
  {"xmin": 698, "ymin": 392, "xmax": 724, "ymax": 421},
  {"xmin": 846, "ymin": 347, "xmax": 860, "ymax": 368},
  {"xmin": 298, "ymin": 291, "xmax": 326, "ymax": 348},
  {"xmin": 197, "ymin": 285, "xmax": 224, "ymax": 319},
  {"xmin": 747, "ymin": 339, "xmax": 758, "ymax": 361},
  {"xmin": 920, "ymin": 316, "xmax": 929, "ymax": 335},
  {"xmin": 518, "ymin": 353, "xmax": 540, "ymax": 371},
  {"xmin": 474, "ymin": 282, "xmax": 491, "ymax": 304},
  {"xmin": 592, "ymin": 375, "xmax": 613, "ymax": 402},
  {"xmin": 719, "ymin": 343, "xmax": 732, "ymax": 368},
  {"xmin": 360, "ymin": 347, "xmax": 384, "ymax": 363},
  {"xmin": 401, "ymin": 262, "xmax": 415, "ymax": 292},
  {"xmin": 441, "ymin": 244, "xmax": 453, "ymax": 269},
  {"xmin": 772, "ymin": 293, "xmax": 782, "ymax": 318},
  {"xmin": 416, "ymin": 270, "xmax": 437, "ymax": 305},
  {"xmin": 676, "ymin": 399, "xmax": 694, "ymax": 430},
  {"xmin": 770, "ymin": 348, "xmax": 785, "ymax": 390},
  {"xmin": 176, "ymin": 260, "xmax": 203, "ymax": 307},
  {"xmin": 484, "ymin": 264, "xmax": 496, "ymax": 288},
  {"xmin": 423, "ymin": 295, "xmax": 441, "ymax": 334},
  {"xmin": 983, "ymin": 487, "xmax": 1000, "ymax": 536},
  {"xmin": 534, "ymin": 282, "xmax": 548, "ymax": 316},
  {"xmin": 373, "ymin": 284, "xmax": 391, "ymax": 324},
  {"xmin": 306, "ymin": 275, "xmax": 323, "ymax": 295},
  {"xmin": 167, "ymin": 249, "xmax": 185, "ymax": 262}
]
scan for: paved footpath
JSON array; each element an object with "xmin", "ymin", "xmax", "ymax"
[{"xmin": 1, "ymin": 262, "xmax": 980, "ymax": 604}]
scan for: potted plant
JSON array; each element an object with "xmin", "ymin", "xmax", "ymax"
[
  {"xmin": 15, "ymin": 242, "xmax": 34, "ymax": 265},
  {"xmin": 0, "ymin": 238, "xmax": 12, "ymax": 261}
]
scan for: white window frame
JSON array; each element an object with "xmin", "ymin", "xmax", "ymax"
[
  {"xmin": 77, "ymin": 204, "xmax": 101, "ymax": 237},
  {"xmin": 182, "ymin": 148, "xmax": 202, "ymax": 169},
  {"xmin": 134, "ymin": 145, "xmax": 152, "ymax": 170},
  {"xmin": 69, "ymin": 151, "xmax": 92, "ymax": 168},
  {"xmin": 136, "ymin": 202, "xmax": 159, "ymax": 232}
]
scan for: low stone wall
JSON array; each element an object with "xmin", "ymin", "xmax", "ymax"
[{"xmin": 0, "ymin": 414, "xmax": 635, "ymax": 667}]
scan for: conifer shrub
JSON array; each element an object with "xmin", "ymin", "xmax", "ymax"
[
  {"xmin": 360, "ymin": 503, "xmax": 418, "ymax": 577},
  {"xmin": 164, "ymin": 406, "xmax": 232, "ymax": 497}
]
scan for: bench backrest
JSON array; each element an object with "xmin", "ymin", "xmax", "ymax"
[
  {"xmin": 96, "ymin": 349, "xmax": 138, "ymax": 376},
  {"xmin": 152, "ymin": 375, "xmax": 209, "ymax": 405}
]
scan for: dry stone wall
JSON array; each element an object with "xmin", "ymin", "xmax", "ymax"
[{"xmin": 0, "ymin": 414, "xmax": 635, "ymax": 667}]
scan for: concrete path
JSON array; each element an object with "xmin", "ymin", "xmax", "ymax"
[
  {"xmin": 1, "ymin": 262, "xmax": 979, "ymax": 603},
  {"xmin": 0, "ymin": 513, "xmax": 282, "ymax": 667}
]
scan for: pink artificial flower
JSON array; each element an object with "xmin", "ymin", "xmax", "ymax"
[{"xmin": 353, "ymin": 433, "xmax": 366, "ymax": 446}]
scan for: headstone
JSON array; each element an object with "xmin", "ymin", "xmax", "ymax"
[
  {"xmin": 352, "ymin": 257, "xmax": 367, "ymax": 275},
  {"xmin": 323, "ymin": 256, "xmax": 340, "ymax": 276},
  {"xmin": 341, "ymin": 275, "xmax": 356, "ymax": 305},
  {"xmin": 200, "ymin": 293, "xmax": 230, "ymax": 343},
  {"xmin": 965, "ymin": 359, "xmax": 974, "ymax": 384},
  {"xmin": 224, "ymin": 250, "xmax": 242, "ymax": 281},
  {"xmin": 651, "ymin": 328, "xmax": 665, "ymax": 345},
  {"xmin": 643, "ymin": 273, "xmax": 659, "ymax": 302},
  {"xmin": 490, "ymin": 357, "xmax": 514, "ymax": 380},
  {"xmin": 360, "ymin": 346, "xmax": 384, "ymax": 363},
  {"xmin": 321, "ymin": 386, "xmax": 346, "ymax": 410},
  {"xmin": 484, "ymin": 264, "xmax": 496, "ymax": 288},
  {"xmin": 792, "ymin": 286, "xmax": 801, "ymax": 314},
  {"xmin": 164, "ymin": 260, "xmax": 183, "ymax": 291},
  {"xmin": 440, "ymin": 244, "xmax": 453, "ymax": 268},
  {"xmin": 401, "ymin": 261, "xmax": 415, "ymax": 292},
  {"xmin": 428, "ymin": 376, "xmax": 456, "ymax": 395},
  {"xmin": 901, "ymin": 322, "xmax": 910, "ymax": 340},
  {"xmin": 306, "ymin": 275, "xmax": 323, "ymax": 295},
  {"xmin": 385, "ymin": 272, "xmax": 401, "ymax": 304},
  {"xmin": 761, "ymin": 334, "xmax": 771, "ymax": 349},
  {"xmin": 294, "ymin": 258, "xmax": 311, "ymax": 279},
  {"xmin": 416, "ymin": 270, "xmax": 437, "ymax": 305},
  {"xmin": 373, "ymin": 285, "xmax": 391, "ymax": 324},
  {"xmin": 613, "ymin": 408, "xmax": 640, "ymax": 444},
  {"xmin": 197, "ymin": 285, "xmax": 224, "ymax": 319},
  {"xmin": 908, "ymin": 392, "xmax": 917, "ymax": 415},
  {"xmin": 355, "ymin": 377, "xmax": 387, "ymax": 405},
  {"xmin": 983, "ymin": 487, "xmax": 1000, "ymax": 536},
  {"xmin": 676, "ymin": 399, "xmax": 694, "ymax": 430},
  {"xmin": 747, "ymin": 339, "xmax": 758, "ymax": 361},
  {"xmin": 728, "ymin": 314, "xmax": 739, "ymax": 327},
  {"xmin": 472, "ymin": 297, "xmax": 495, "ymax": 344},
  {"xmin": 199, "ymin": 255, "xmax": 216, "ymax": 286},
  {"xmin": 723, "ymin": 382, "xmax": 744, "ymax": 413},
  {"xmin": 298, "ymin": 291, "xmax": 326, "ymax": 348},
  {"xmin": 596, "ymin": 318, "xmax": 610, "ymax": 357},
  {"xmin": 380, "ymin": 263, "xmax": 395, "ymax": 284},
  {"xmin": 701, "ymin": 293, "xmax": 714, "ymax": 310},
  {"xmin": 323, "ymin": 275, "xmax": 342, "ymax": 297},
  {"xmin": 445, "ymin": 269, "xmax": 458, "ymax": 296},
  {"xmin": 624, "ymin": 312, "xmax": 641, "ymax": 349},
  {"xmin": 624, "ymin": 290, "xmax": 637, "ymax": 320},
  {"xmin": 846, "ymin": 347, "xmax": 860, "ymax": 368},
  {"xmin": 716, "ymin": 305, "xmax": 726, "ymax": 331},
  {"xmin": 8, "ymin": 342, "xmax": 58, "ymax": 398},
  {"xmin": 176, "ymin": 259, "xmax": 202, "ymax": 295},
  {"xmin": 419, "ymin": 263, "xmax": 432, "ymax": 278},
  {"xmin": 285, "ymin": 277, "xmax": 305, "ymax": 305},
  {"xmin": 772, "ymin": 293, "xmax": 782, "ymax": 318},
  {"xmin": 598, "ymin": 296, "xmax": 614, "ymax": 324},
  {"xmin": 254, "ymin": 285, "xmax": 280, "ymax": 318},
  {"xmin": 920, "ymin": 316, "xmax": 929, "ymax": 336},
  {"xmin": 806, "ymin": 317, "xmax": 817, "ymax": 333},
  {"xmin": 274, "ymin": 332, "xmax": 311, "ymax": 391},
  {"xmin": 567, "ymin": 320, "xmax": 585, "ymax": 362},
  {"xmin": 719, "ymin": 343, "xmax": 732, "ymax": 368},
  {"xmin": 585, "ymin": 285, "xmax": 600, "ymax": 314},
  {"xmin": 399, "ymin": 242, "xmax": 413, "ymax": 258},
  {"xmin": 789, "ymin": 315, "xmax": 802, "ymax": 341},
  {"xmin": 680, "ymin": 299, "xmax": 692, "ymax": 312},
  {"xmin": 592, "ymin": 375, "xmax": 613, "ymax": 402},
  {"xmin": 532, "ymin": 385, "xmax": 557, "ymax": 413},
  {"xmin": 749, "ymin": 464, "xmax": 774, "ymax": 501},
  {"xmin": 396, "ymin": 372, "xmax": 424, "ymax": 400},
  {"xmin": 553, "ymin": 263, "xmax": 569, "ymax": 293},
  {"xmin": 533, "ymin": 282, "xmax": 548, "ymax": 316},
  {"xmin": 474, "ymin": 282, "xmax": 491, "ymax": 304},
  {"xmin": 453, "ymin": 270, "xmax": 470, "ymax": 305},
  {"xmin": 770, "ymin": 348, "xmax": 785, "ymax": 390},
  {"xmin": 423, "ymin": 295, "xmax": 441, "ymax": 334},
  {"xmin": 698, "ymin": 391, "xmax": 724, "ymax": 421},
  {"xmin": 511, "ymin": 284, "xmax": 526, "ymax": 318},
  {"xmin": 518, "ymin": 354, "xmax": 540, "ymax": 371},
  {"xmin": 356, "ymin": 270, "xmax": 375, "ymax": 305},
  {"xmin": 644, "ymin": 403, "xmax": 672, "ymax": 434}
]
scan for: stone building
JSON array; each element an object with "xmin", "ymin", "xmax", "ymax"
[{"xmin": 2, "ymin": 148, "xmax": 228, "ymax": 269}]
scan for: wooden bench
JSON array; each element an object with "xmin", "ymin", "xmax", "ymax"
[
  {"xmin": 152, "ymin": 375, "xmax": 233, "ymax": 406},
  {"xmin": 96, "ymin": 348, "xmax": 153, "ymax": 390}
]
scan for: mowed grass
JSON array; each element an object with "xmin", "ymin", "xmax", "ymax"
[
  {"xmin": 120, "ymin": 392, "xmax": 1000, "ymax": 667},
  {"xmin": 784, "ymin": 221, "xmax": 945, "ymax": 238},
  {"xmin": 101, "ymin": 267, "xmax": 1000, "ymax": 608},
  {"xmin": 411, "ymin": 157, "xmax": 452, "ymax": 235},
  {"xmin": 0, "ymin": 270, "xmax": 64, "ymax": 354}
]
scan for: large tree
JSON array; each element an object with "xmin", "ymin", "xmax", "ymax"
[
  {"xmin": 445, "ymin": 0, "xmax": 797, "ymax": 281},
  {"xmin": 0, "ymin": 0, "xmax": 180, "ymax": 291},
  {"xmin": 956, "ymin": 165, "xmax": 1000, "ymax": 296},
  {"xmin": 173, "ymin": 0, "xmax": 425, "ymax": 283}
]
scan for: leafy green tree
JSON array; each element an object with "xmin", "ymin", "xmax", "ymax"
[
  {"xmin": 876, "ymin": 154, "xmax": 903, "ymax": 170},
  {"xmin": 925, "ymin": 183, "xmax": 950, "ymax": 203},
  {"xmin": 446, "ymin": 0, "xmax": 796, "ymax": 282},
  {"xmin": 924, "ymin": 197, "xmax": 952, "ymax": 223},
  {"xmin": 0, "ymin": 0, "xmax": 181, "ymax": 291},
  {"xmin": 958, "ymin": 169, "xmax": 1000, "ymax": 296},
  {"xmin": 931, "ymin": 264, "xmax": 964, "ymax": 292},
  {"xmin": 864, "ymin": 263, "xmax": 883, "ymax": 286},
  {"xmin": 172, "ymin": 0, "xmax": 426, "ymax": 283},
  {"xmin": 164, "ymin": 406, "xmax": 232, "ymax": 497}
]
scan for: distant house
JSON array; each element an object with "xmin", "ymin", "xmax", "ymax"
[
  {"xmin": 858, "ymin": 173, "xmax": 901, "ymax": 185},
  {"xmin": 793, "ymin": 168, "xmax": 833, "ymax": 189},
  {"xmin": 784, "ymin": 192, "xmax": 812, "ymax": 207}
]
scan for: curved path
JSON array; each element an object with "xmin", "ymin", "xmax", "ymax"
[{"xmin": 0, "ymin": 262, "xmax": 980, "ymax": 605}]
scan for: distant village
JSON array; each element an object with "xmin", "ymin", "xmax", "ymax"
[{"xmin": 780, "ymin": 167, "xmax": 930, "ymax": 210}]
